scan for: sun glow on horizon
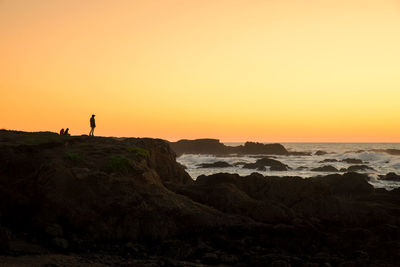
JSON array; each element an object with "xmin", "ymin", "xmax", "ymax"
[{"xmin": 1, "ymin": 0, "xmax": 400, "ymax": 142}]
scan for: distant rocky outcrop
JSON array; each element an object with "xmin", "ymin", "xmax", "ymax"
[{"xmin": 169, "ymin": 139, "xmax": 290, "ymax": 156}]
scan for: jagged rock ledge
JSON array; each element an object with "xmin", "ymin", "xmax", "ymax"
[{"xmin": 0, "ymin": 130, "xmax": 400, "ymax": 266}]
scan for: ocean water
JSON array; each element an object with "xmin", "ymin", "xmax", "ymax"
[{"xmin": 176, "ymin": 143, "xmax": 400, "ymax": 190}]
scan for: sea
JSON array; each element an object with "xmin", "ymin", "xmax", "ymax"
[{"xmin": 176, "ymin": 143, "xmax": 400, "ymax": 190}]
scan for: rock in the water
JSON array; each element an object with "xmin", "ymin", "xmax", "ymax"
[
  {"xmin": 342, "ymin": 158, "xmax": 363, "ymax": 164},
  {"xmin": 346, "ymin": 165, "xmax": 374, "ymax": 172},
  {"xmin": 311, "ymin": 165, "xmax": 338, "ymax": 172},
  {"xmin": 197, "ymin": 161, "xmax": 232, "ymax": 168},
  {"xmin": 236, "ymin": 142, "xmax": 289, "ymax": 155},
  {"xmin": 243, "ymin": 158, "xmax": 290, "ymax": 171},
  {"xmin": 297, "ymin": 166, "xmax": 308, "ymax": 170},
  {"xmin": 315, "ymin": 150, "xmax": 329, "ymax": 156},
  {"xmin": 319, "ymin": 159, "xmax": 338, "ymax": 163},
  {"xmin": 379, "ymin": 172, "xmax": 400, "ymax": 181}
]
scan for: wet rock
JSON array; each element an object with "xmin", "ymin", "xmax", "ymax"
[
  {"xmin": 314, "ymin": 172, "xmax": 374, "ymax": 195},
  {"xmin": 297, "ymin": 166, "xmax": 308, "ymax": 170},
  {"xmin": 243, "ymin": 158, "xmax": 290, "ymax": 171},
  {"xmin": 288, "ymin": 151, "xmax": 312, "ymax": 156},
  {"xmin": 311, "ymin": 165, "xmax": 338, "ymax": 172},
  {"xmin": 383, "ymin": 149, "xmax": 400, "ymax": 155},
  {"xmin": 379, "ymin": 172, "xmax": 400, "ymax": 181},
  {"xmin": 232, "ymin": 162, "xmax": 247, "ymax": 167},
  {"xmin": 346, "ymin": 165, "xmax": 374, "ymax": 172},
  {"xmin": 319, "ymin": 159, "xmax": 338, "ymax": 163},
  {"xmin": 197, "ymin": 161, "xmax": 232, "ymax": 168},
  {"xmin": 270, "ymin": 165, "xmax": 289, "ymax": 171},
  {"xmin": 315, "ymin": 151, "xmax": 329, "ymax": 156},
  {"xmin": 341, "ymin": 158, "xmax": 363, "ymax": 164}
]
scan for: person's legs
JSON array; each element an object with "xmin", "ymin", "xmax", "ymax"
[{"xmin": 89, "ymin": 128, "xmax": 93, "ymax": 136}]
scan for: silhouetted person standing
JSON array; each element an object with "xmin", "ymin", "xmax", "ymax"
[{"xmin": 89, "ymin": 114, "xmax": 96, "ymax": 136}]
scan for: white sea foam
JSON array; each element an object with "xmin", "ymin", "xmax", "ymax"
[{"xmin": 177, "ymin": 143, "xmax": 400, "ymax": 190}]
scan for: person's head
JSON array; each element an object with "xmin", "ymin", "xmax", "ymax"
[
  {"xmin": 92, "ymin": 114, "xmax": 95, "ymax": 117},
  {"xmin": 66, "ymin": 128, "xmax": 69, "ymax": 131}
]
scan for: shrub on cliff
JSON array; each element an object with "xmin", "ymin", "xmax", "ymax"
[
  {"xmin": 64, "ymin": 152, "xmax": 85, "ymax": 164},
  {"xmin": 106, "ymin": 154, "xmax": 132, "ymax": 174},
  {"xmin": 127, "ymin": 146, "xmax": 150, "ymax": 159}
]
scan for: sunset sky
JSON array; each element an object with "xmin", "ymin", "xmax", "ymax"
[{"xmin": 1, "ymin": 0, "xmax": 400, "ymax": 142}]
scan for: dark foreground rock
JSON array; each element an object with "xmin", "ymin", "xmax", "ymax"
[{"xmin": 1, "ymin": 130, "xmax": 400, "ymax": 266}]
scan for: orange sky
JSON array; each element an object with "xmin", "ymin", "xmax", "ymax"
[{"xmin": 1, "ymin": 0, "xmax": 400, "ymax": 142}]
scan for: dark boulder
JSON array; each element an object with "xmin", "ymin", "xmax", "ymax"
[
  {"xmin": 296, "ymin": 166, "xmax": 308, "ymax": 170},
  {"xmin": 233, "ymin": 161, "xmax": 247, "ymax": 166},
  {"xmin": 342, "ymin": 158, "xmax": 363, "ymax": 164},
  {"xmin": 311, "ymin": 165, "xmax": 339, "ymax": 172},
  {"xmin": 313, "ymin": 172, "xmax": 374, "ymax": 195},
  {"xmin": 383, "ymin": 149, "xmax": 400, "ymax": 155},
  {"xmin": 379, "ymin": 172, "xmax": 400, "ymax": 181},
  {"xmin": 346, "ymin": 165, "xmax": 374, "ymax": 172},
  {"xmin": 197, "ymin": 161, "xmax": 232, "ymax": 168},
  {"xmin": 319, "ymin": 159, "xmax": 338, "ymax": 163},
  {"xmin": 243, "ymin": 158, "xmax": 290, "ymax": 171},
  {"xmin": 288, "ymin": 151, "xmax": 312, "ymax": 156},
  {"xmin": 315, "ymin": 150, "xmax": 329, "ymax": 156}
]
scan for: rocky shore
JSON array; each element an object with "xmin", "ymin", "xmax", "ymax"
[{"xmin": 1, "ymin": 130, "xmax": 400, "ymax": 266}]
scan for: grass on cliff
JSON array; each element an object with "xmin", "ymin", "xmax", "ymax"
[
  {"xmin": 64, "ymin": 152, "xmax": 85, "ymax": 164},
  {"xmin": 106, "ymin": 154, "xmax": 132, "ymax": 174},
  {"xmin": 0, "ymin": 130, "xmax": 64, "ymax": 146},
  {"xmin": 127, "ymin": 146, "xmax": 150, "ymax": 159}
]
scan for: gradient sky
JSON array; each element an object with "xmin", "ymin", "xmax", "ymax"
[{"xmin": 1, "ymin": 0, "xmax": 400, "ymax": 142}]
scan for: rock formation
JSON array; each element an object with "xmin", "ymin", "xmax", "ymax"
[
  {"xmin": 311, "ymin": 165, "xmax": 339, "ymax": 172},
  {"xmin": 1, "ymin": 130, "xmax": 400, "ymax": 266}
]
